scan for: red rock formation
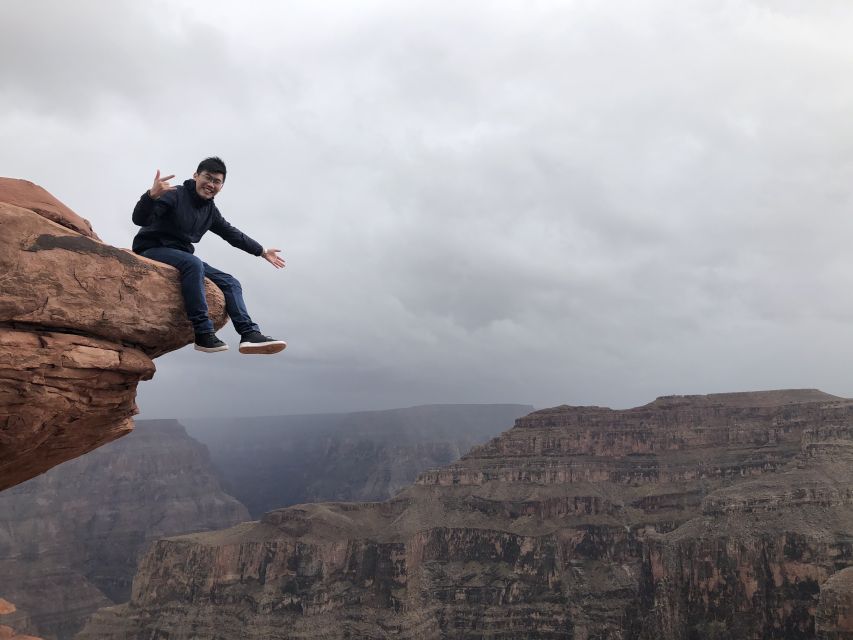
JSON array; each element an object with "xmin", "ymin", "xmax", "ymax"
[
  {"xmin": 78, "ymin": 389, "xmax": 853, "ymax": 639},
  {"xmin": 0, "ymin": 178, "xmax": 228, "ymax": 491}
]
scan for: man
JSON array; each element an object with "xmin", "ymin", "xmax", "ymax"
[{"xmin": 132, "ymin": 156, "xmax": 286, "ymax": 355}]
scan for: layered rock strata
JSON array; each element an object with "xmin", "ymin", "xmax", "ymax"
[
  {"xmin": 78, "ymin": 389, "xmax": 853, "ymax": 639},
  {"xmin": 0, "ymin": 420, "xmax": 249, "ymax": 640},
  {"xmin": 0, "ymin": 178, "xmax": 227, "ymax": 491}
]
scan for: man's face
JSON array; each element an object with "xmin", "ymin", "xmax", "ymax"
[{"xmin": 193, "ymin": 171, "xmax": 225, "ymax": 200}]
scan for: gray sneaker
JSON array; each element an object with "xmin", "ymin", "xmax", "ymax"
[
  {"xmin": 239, "ymin": 331, "xmax": 287, "ymax": 354},
  {"xmin": 194, "ymin": 333, "xmax": 229, "ymax": 353}
]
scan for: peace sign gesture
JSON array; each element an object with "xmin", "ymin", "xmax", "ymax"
[{"xmin": 148, "ymin": 169, "xmax": 177, "ymax": 199}]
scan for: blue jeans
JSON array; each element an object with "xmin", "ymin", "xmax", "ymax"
[{"xmin": 141, "ymin": 247, "xmax": 259, "ymax": 336}]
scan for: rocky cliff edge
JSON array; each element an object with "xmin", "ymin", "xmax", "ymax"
[{"xmin": 0, "ymin": 177, "xmax": 227, "ymax": 491}]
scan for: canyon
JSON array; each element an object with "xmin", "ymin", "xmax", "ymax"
[
  {"xmin": 0, "ymin": 406, "xmax": 530, "ymax": 639},
  {"xmin": 184, "ymin": 404, "xmax": 533, "ymax": 517},
  {"xmin": 77, "ymin": 390, "xmax": 853, "ymax": 639}
]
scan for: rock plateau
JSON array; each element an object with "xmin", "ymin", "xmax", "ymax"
[{"xmin": 0, "ymin": 177, "xmax": 227, "ymax": 491}]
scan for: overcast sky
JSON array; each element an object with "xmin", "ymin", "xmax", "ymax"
[{"xmin": 4, "ymin": 0, "xmax": 853, "ymax": 418}]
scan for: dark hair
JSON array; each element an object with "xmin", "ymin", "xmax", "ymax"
[{"xmin": 197, "ymin": 156, "xmax": 227, "ymax": 179}]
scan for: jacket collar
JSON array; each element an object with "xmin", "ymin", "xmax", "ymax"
[{"xmin": 183, "ymin": 178, "xmax": 213, "ymax": 207}]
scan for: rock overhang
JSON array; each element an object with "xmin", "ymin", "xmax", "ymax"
[{"xmin": 0, "ymin": 177, "xmax": 228, "ymax": 490}]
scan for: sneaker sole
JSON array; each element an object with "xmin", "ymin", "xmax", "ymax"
[
  {"xmin": 194, "ymin": 344, "xmax": 229, "ymax": 353},
  {"xmin": 238, "ymin": 340, "xmax": 287, "ymax": 355}
]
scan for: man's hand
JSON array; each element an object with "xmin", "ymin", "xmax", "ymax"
[
  {"xmin": 148, "ymin": 169, "xmax": 177, "ymax": 199},
  {"xmin": 261, "ymin": 248, "xmax": 286, "ymax": 269}
]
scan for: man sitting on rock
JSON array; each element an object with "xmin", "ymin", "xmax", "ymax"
[{"xmin": 131, "ymin": 156, "xmax": 286, "ymax": 354}]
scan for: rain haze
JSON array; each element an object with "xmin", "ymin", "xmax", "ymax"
[{"xmin": 3, "ymin": 0, "xmax": 853, "ymax": 418}]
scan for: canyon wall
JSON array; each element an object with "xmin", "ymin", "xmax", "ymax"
[
  {"xmin": 78, "ymin": 389, "xmax": 853, "ymax": 639},
  {"xmin": 0, "ymin": 420, "xmax": 248, "ymax": 640}
]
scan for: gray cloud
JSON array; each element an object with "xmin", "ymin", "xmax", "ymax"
[{"xmin": 4, "ymin": 0, "xmax": 853, "ymax": 417}]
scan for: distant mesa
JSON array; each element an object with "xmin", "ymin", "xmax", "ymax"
[
  {"xmin": 0, "ymin": 177, "xmax": 229, "ymax": 491},
  {"xmin": 644, "ymin": 387, "xmax": 841, "ymax": 408}
]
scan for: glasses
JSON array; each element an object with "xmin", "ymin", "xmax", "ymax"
[{"xmin": 199, "ymin": 172, "xmax": 224, "ymax": 186}]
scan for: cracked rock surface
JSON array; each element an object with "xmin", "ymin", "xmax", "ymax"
[{"xmin": 0, "ymin": 178, "xmax": 227, "ymax": 491}]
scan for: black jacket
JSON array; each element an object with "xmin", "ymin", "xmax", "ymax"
[{"xmin": 131, "ymin": 179, "xmax": 263, "ymax": 256}]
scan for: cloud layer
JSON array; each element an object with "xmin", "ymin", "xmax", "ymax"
[{"xmin": 3, "ymin": 0, "xmax": 853, "ymax": 416}]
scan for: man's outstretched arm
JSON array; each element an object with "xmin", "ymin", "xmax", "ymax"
[{"xmin": 210, "ymin": 208, "xmax": 286, "ymax": 269}]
